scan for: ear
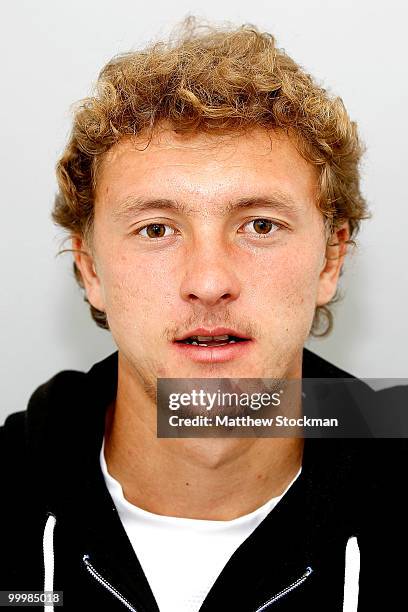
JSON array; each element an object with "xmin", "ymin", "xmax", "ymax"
[
  {"xmin": 71, "ymin": 235, "xmax": 106, "ymax": 313},
  {"xmin": 316, "ymin": 222, "xmax": 350, "ymax": 307}
]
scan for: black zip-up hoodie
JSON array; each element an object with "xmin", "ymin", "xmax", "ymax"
[{"xmin": 1, "ymin": 348, "xmax": 407, "ymax": 611}]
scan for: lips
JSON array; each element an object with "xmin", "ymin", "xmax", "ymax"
[
  {"xmin": 172, "ymin": 327, "xmax": 253, "ymax": 363},
  {"xmin": 174, "ymin": 327, "xmax": 251, "ymax": 346}
]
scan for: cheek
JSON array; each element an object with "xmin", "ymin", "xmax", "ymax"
[
  {"xmin": 246, "ymin": 245, "xmax": 323, "ymax": 324},
  {"xmin": 99, "ymin": 252, "xmax": 175, "ymax": 334}
]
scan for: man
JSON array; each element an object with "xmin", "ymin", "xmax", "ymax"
[{"xmin": 1, "ymin": 19, "xmax": 407, "ymax": 612}]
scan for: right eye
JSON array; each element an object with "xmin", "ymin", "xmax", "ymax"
[{"xmin": 136, "ymin": 223, "xmax": 176, "ymax": 239}]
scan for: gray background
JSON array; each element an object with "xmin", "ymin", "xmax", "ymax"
[{"xmin": 1, "ymin": 0, "xmax": 407, "ymax": 424}]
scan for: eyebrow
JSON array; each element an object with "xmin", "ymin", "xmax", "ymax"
[{"xmin": 112, "ymin": 193, "xmax": 302, "ymax": 223}]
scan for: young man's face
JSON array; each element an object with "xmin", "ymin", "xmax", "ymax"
[{"xmin": 74, "ymin": 126, "xmax": 346, "ymax": 390}]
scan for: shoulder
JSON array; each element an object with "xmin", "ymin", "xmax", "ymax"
[
  {"xmin": 0, "ymin": 410, "xmax": 26, "ymax": 449},
  {"xmin": 302, "ymin": 347, "xmax": 356, "ymax": 378},
  {"xmin": 0, "ymin": 365, "xmax": 87, "ymax": 448}
]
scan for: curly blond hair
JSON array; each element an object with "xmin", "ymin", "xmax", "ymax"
[{"xmin": 53, "ymin": 18, "xmax": 368, "ymax": 336}]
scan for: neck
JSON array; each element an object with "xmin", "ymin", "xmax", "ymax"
[{"xmin": 103, "ymin": 356, "xmax": 304, "ymax": 521}]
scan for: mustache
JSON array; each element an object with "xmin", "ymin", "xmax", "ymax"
[{"xmin": 164, "ymin": 311, "xmax": 258, "ymax": 341}]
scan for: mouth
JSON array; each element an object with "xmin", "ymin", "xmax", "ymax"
[
  {"xmin": 172, "ymin": 328, "xmax": 253, "ymax": 363},
  {"xmin": 175, "ymin": 334, "xmax": 247, "ymax": 347}
]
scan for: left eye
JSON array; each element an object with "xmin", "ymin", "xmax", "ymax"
[
  {"xmin": 242, "ymin": 219, "xmax": 279, "ymax": 236},
  {"xmin": 137, "ymin": 223, "xmax": 176, "ymax": 238}
]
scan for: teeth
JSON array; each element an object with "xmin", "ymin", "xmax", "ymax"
[
  {"xmin": 180, "ymin": 333, "xmax": 244, "ymax": 346},
  {"xmin": 196, "ymin": 334, "xmax": 229, "ymax": 341}
]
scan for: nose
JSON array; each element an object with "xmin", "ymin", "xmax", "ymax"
[{"xmin": 179, "ymin": 240, "xmax": 241, "ymax": 308}]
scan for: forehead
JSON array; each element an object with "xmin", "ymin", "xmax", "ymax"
[{"xmin": 95, "ymin": 126, "xmax": 318, "ymax": 212}]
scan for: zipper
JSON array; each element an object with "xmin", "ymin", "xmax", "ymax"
[
  {"xmin": 254, "ymin": 566, "xmax": 313, "ymax": 611},
  {"xmin": 83, "ymin": 554, "xmax": 138, "ymax": 611},
  {"xmin": 83, "ymin": 553, "xmax": 311, "ymax": 612}
]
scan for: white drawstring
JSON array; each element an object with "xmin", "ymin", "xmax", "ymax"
[
  {"xmin": 343, "ymin": 536, "xmax": 360, "ymax": 612},
  {"xmin": 43, "ymin": 513, "xmax": 56, "ymax": 612}
]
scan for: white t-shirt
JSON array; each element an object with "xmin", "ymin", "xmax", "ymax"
[{"xmin": 100, "ymin": 438, "xmax": 301, "ymax": 612}]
